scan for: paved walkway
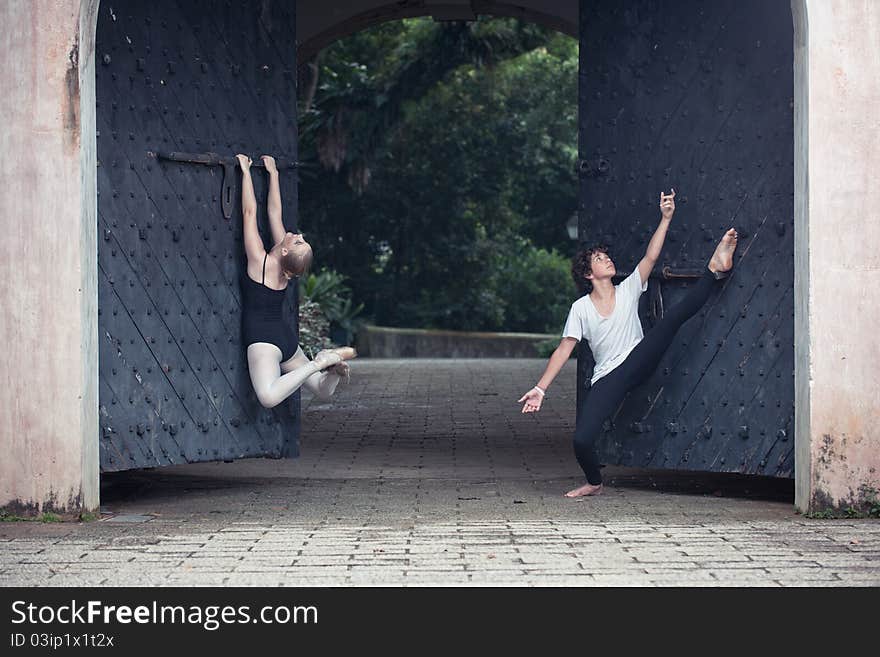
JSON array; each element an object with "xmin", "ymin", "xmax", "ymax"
[{"xmin": 2, "ymin": 359, "xmax": 878, "ymax": 586}]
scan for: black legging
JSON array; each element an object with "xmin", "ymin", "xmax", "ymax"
[{"xmin": 574, "ymin": 268, "xmax": 719, "ymax": 484}]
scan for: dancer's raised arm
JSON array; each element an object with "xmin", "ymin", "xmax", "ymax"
[
  {"xmin": 261, "ymin": 155, "xmax": 287, "ymax": 246},
  {"xmin": 237, "ymin": 154, "xmax": 266, "ymax": 265},
  {"xmin": 637, "ymin": 188, "xmax": 675, "ymax": 284}
]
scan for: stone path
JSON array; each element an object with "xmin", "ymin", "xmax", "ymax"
[{"xmin": 1, "ymin": 360, "xmax": 877, "ymax": 586}]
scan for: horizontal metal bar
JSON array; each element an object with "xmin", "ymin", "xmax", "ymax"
[
  {"xmin": 154, "ymin": 150, "xmax": 231, "ymax": 165},
  {"xmin": 613, "ymin": 266, "xmax": 705, "ymax": 281},
  {"xmin": 659, "ymin": 266, "xmax": 705, "ymax": 279},
  {"xmin": 152, "ymin": 151, "xmax": 298, "ymax": 169}
]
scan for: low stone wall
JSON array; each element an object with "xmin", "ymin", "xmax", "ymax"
[{"xmin": 355, "ymin": 325, "xmax": 557, "ymax": 358}]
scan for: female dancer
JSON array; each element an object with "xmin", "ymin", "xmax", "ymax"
[
  {"xmin": 238, "ymin": 153, "xmax": 356, "ymax": 408},
  {"xmin": 518, "ymin": 189, "xmax": 738, "ymax": 497}
]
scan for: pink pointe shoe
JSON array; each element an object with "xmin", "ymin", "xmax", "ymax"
[{"xmin": 312, "ymin": 347, "xmax": 357, "ymax": 370}]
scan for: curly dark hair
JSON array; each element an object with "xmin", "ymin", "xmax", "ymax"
[{"xmin": 571, "ymin": 244, "xmax": 610, "ymax": 295}]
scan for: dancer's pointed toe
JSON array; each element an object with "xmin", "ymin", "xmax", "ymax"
[
  {"xmin": 331, "ymin": 347, "xmax": 357, "ymax": 361},
  {"xmin": 312, "ymin": 346, "xmax": 357, "ymax": 371},
  {"xmin": 708, "ymin": 228, "xmax": 738, "ymax": 276}
]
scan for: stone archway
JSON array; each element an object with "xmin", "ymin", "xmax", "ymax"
[
  {"xmin": 2, "ymin": 0, "xmax": 879, "ymax": 516},
  {"xmin": 296, "ymin": 0, "xmax": 577, "ymax": 62}
]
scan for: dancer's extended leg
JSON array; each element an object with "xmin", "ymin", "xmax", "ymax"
[
  {"xmin": 248, "ymin": 344, "xmax": 347, "ymax": 408},
  {"xmin": 249, "ymin": 344, "xmax": 354, "ymax": 408},
  {"xmin": 281, "ymin": 347, "xmax": 349, "ymax": 401},
  {"xmin": 622, "ymin": 228, "xmax": 737, "ymax": 386}
]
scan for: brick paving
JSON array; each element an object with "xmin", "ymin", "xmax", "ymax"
[{"xmin": 1, "ymin": 359, "xmax": 878, "ymax": 586}]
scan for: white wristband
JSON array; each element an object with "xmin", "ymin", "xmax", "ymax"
[{"xmin": 532, "ymin": 386, "xmax": 546, "ymax": 397}]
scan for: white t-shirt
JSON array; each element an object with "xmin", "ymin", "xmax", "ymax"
[{"xmin": 562, "ymin": 269, "xmax": 648, "ymax": 385}]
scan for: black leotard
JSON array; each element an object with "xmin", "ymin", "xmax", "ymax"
[{"xmin": 241, "ymin": 253, "xmax": 297, "ymax": 361}]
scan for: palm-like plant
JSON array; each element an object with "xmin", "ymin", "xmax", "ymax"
[
  {"xmin": 300, "ymin": 19, "xmax": 549, "ymax": 193},
  {"xmin": 300, "ymin": 269, "xmax": 365, "ymax": 344}
]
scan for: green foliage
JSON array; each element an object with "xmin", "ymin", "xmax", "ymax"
[
  {"xmin": 300, "ymin": 268, "xmax": 361, "ymax": 319},
  {"xmin": 534, "ymin": 339, "xmax": 560, "ymax": 359},
  {"xmin": 534, "ymin": 337, "xmax": 579, "ymax": 360},
  {"xmin": 299, "ymin": 18, "xmax": 579, "ymax": 334},
  {"xmin": 0, "ymin": 509, "xmax": 70, "ymax": 522},
  {"xmin": 498, "ymin": 240, "xmax": 577, "ymax": 333},
  {"xmin": 301, "ymin": 18, "xmax": 550, "ymax": 187},
  {"xmin": 805, "ymin": 487, "xmax": 880, "ymax": 519},
  {"xmin": 329, "ymin": 296, "xmax": 365, "ymax": 344},
  {"xmin": 300, "ymin": 268, "xmax": 364, "ymax": 344},
  {"xmin": 860, "ymin": 485, "xmax": 880, "ymax": 519}
]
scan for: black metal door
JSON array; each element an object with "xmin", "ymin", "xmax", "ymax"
[
  {"xmin": 577, "ymin": 0, "xmax": 794, "ymax": 477},
  {"xmin": 96, "ymin": 0, "xmax": 300, "ymax": 471}
]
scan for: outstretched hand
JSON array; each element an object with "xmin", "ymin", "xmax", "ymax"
[
  {"xmin": 236, "ymin": 153, "xmax": 252, "ymax": 170},
  {"xmin": 660, "ymin": 188, "xmax": 676, "ymax": 220},
  {"xmin": 518, "ymin": 388, "xmax": 544, "ymax": 414}
]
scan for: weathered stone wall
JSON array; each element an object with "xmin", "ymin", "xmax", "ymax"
[
  {"xmin": 356, "ymin": 326, "xmax": 559, "ymax": 359},
  {"xmin": 0, "ymin": 0, "xmax": 99, "ymax": 515},
  {"xmin": 794, "ymin": 0, "xmax": 880, "ymax": 513}
]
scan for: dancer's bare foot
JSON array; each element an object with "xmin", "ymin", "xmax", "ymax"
[
  {"xmin": 564, "ymin": 482, "xmax": 604, "ymax": 498},
  {"xmin": 708, "ymin": 228, "xmax": 738, "ymax": 273}
]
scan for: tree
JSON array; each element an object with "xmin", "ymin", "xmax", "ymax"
[{"xmin": 298, "ymin": 19, "xmax": 579, "ymax": 333}]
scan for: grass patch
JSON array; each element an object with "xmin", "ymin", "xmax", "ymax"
[
  {"xmin": 38, "ymin": 512, "xmax": 62, "ymax": 523},
  {"xmin": 0, "ymin": 510, "xmax": 29, "ymax": 522},
  {"xmin": 2, "ymin": 509, "xmax": 100, "ymax": 523},
  {"xmin": 806, "ymin": 487, "xmax": 880, "ymax": 520}
]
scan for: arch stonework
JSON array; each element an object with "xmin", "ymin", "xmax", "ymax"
[
  {"xmin": 296, "ymin": 0, "xmax": 577, "ymax": 61},
  {"xmin": 1, "ymin": 0, "xmax": 878, "ymax": 515}
]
